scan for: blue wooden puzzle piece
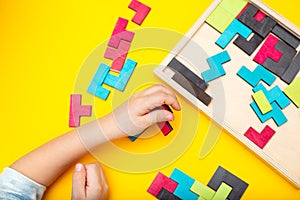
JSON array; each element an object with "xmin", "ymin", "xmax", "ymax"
[
  {"xmin": 253, "ymin": 83, "xmax": 290, "ymax": 109},
  {"xmin": 201, "ymin": 50, "xmax": 231, "ymax": 82},
  {"xmin": 170, "ymin": 168, "xmax": 199, "ymax": 200},
  {"xmin": 104, "ymin": 59, "xmax": 137, "ymax": 91},
  {"xmin": 128, "ymin": 132, "xmax": 143, "ymax": 142},
  {"xmin": 216, "ymin": 19, "xmax": 252, "ymax": 49},
  {"xmin": 250, "ymin": 101, "xmax": 288, "ymax": 126},
  {"xmin": 237, "ymin": 65, "xmax": 276, "ymax": 87},
  {"xmin": 87, "ymin": 63, "xmax": 111, "ymax": 100}
]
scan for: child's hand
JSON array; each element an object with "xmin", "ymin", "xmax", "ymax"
[
  {"xmin": 72, "ymin": 163, "xmax": 108, "ymax": 200},
  {"xmin": 110, "ymin": 84, "xmax": 181, "ymax": 136}
]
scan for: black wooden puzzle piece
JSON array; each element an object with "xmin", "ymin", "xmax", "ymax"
[
  {"xmin": 172, "ymin": 71, "xmax": 212, "ymax": 106},
  {"xmin": 263, "ymin": 39, "xmax": 297, "ymax": 77},
  {"xmin": 238, "ymin": 4, "xmax": 276, "ymax": 38},
  {"xmin": 281, "ymin": 52, "xmax": 300, "ymax": 84},
  {"xmin": 272, "ymin": 25, "xmax": 300, "ymax": 49},
  {"xmin": 168, "ymin": 58, "xmax": 208, "ymax": 91},
  {"xmin": 207, "ymin": 166, "xmax": 249, "ymax": 200},
  {"xmin": 233, "ymin": 33, "xmax": 263, "ymax": 55},
  {"xmin": 157, "ymin": 188, "xmax": 182, "ymax": 200}
]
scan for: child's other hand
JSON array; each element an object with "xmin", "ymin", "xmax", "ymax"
[
  {"xmin": 112, "ymin": 84, "xmax": 181, "ymax": 136},
  {"xmin": 72, "ymin": 163, "xmax": 108, "ymax": 200}
]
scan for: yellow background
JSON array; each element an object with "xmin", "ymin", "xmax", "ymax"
[{"xmin": 0, "ymin": 0, "xmax": 299, "ymax": 199}]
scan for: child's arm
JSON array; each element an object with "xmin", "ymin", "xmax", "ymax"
[{"xmin": 10, "ymin": 85, "xmax": 181, "ymax": 187}]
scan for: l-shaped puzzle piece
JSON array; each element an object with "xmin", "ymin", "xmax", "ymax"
[{"xmin": 244, "ymin": 125, "xmax": 276, "ymax": 149}]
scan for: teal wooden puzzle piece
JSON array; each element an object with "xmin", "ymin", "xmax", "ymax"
[
  {"xmin": 216, "ymin": 19, "xmax": 252, "ymax": 49},
  {"xmin": 211, "ymin": 182, "xmax": 232, "ymax": 200},
  {"xmin": 201, "ymin": 50, "xmax": 231, "ymax": 82},
  {"xmin": 170, "ymin": 168, "xmax": 199, "ymax": 200},
  {"xmin": 190, "ymin": 181, "xmax": 216, "ymax": 200},
  {"xmin": 104, "ymin": 59, "xmax": 137, "ymax": 91},
  {"xmin": 252, "ymin": 90, "xmax": 272, "ymax": 114},
  {"xmin": 237, "ymin": 65, "xmax": 276, "ymax": 87},
  {"xmin": 87, "ymin": 63, "xmax": 111, "ymax": 100},
  {"xmin": 250, "ymin": 101, "xmax": 288, "ymax": 126},
  {"xmin": 253, "ymin": 83, "xmax": 290, "ymax": 109}
]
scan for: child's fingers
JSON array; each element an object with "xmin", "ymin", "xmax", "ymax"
[
  {"xmin": 142, "ymin": 92, "xmax": 181, "ymax": 113},
  {"xmin": 85, "ymin": 163, "xmax": 108, "ymax": 198},
  {"xmin": 71, "ymin": 163, "xmax": 86, "ymax": 200},
  {"xmin": 143, "ymin": 110, "xmax": 174, "ymax": 126}
]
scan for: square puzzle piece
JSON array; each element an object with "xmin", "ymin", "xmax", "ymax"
[{"xmin": 244, "ymin": 125, "xmax": 275, "ymax": 149}]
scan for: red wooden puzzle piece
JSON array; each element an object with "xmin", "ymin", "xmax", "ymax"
[
  {"xmin": 147, "ymin": 172, "xmax": 178, "ymax": 197},
  {"xmin": 254, "ymin": 10, "xmax": 266, "ymax": 22},
  {"xmin": 128, "ymin": 0, "xmax": 151, "ymax": 25},
  {"xmin": 156, "ymin": 104, "xmax": 173, "ymax": 136},
  {"xmin": 108, "ymin": 18, "xmax": 135, "ymax": 48},
  {"xmin": 253, "ymin": 34, "xmax": 282, "ymax": 64},
  {"xmin": 69, "ymin": 94, "xmax": 92, "ymax": 127},
  {"xmin": 244, "ymin": 125, "xmax": 276, "ymax": 149}
]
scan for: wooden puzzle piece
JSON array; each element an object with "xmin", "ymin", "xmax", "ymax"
[
  {"xmin": 283, "ymin": 77, "xmax": 300, "ymax": 107},
  {"xmin": 253, "ymin": 83, "xmax": 290, "ymax": 109},
  {"xmin": 128, "ymin": 131, "xmax": 144, "ymax": 142},
  {"xmin": 250, "ymin": 101, "xmax": 287, "ymax": 126},
  {"xmin": 172, "ymin": 71, "xmax": 212, "ymax": 106},
  {"xmin": 108, "ymin": 17, "xmax": 135, "ymax": 49},
  {"xmin": 238, "ymin": 3, "xmax": 276, "ymax": 38},
  {"xmin": 216, "ymin": 19, "xmax": 252, "ymax": 49},
  {"xmin": 168, "ymin": 58, "xmax": 208, "ymax": 91},
  {"xmin": 206, "ymin": 0, "xmax": 248, "ymax": 33},
  {"xmin": 128, "ymin": 0, "xmax": 151, "ymax": 25},
  {"xmin": 170, "ymin": 168, "xmax": 199, "ymax": 200},
  {"xmin": 190, "ymin": 181, "xmax": 216, "ymax": 200},
  {"xmin": 281, "ymin": 52, "xmax": 300, "ymax": 84},
  {"xmin": 157, "ymin": 105, "xmax": 174, "ymax": 136},
  {"xmin": 272, "ymin": 25, "xmax": 300, "ymax": 49},
  {"xmin": 87, "ymin": 63, "xmax": 111, "ymax": 100},
  {"xmin": 233, "ymin": 33, "xmax": 263, "ymax": 55},
  {"xmin": 104, "ymin": 40, "xmax": 131, "ymax": 72},
  {"xmin": 263, "ymin": 39, "xmax": 297, "ymax": 77},
  {"xmin": 252, "ymin": 90, "xmax": 272, "ymax": 114},
  {"xmin": 253, "ymin": 34, "xmax": 282, "ymax": 66},
  {"xmin": 244, "ymin": 125, "xmax": 275, "ymax": 149},
  {"xmin": 103, "ymin": 58, "xmax": 137, "ymax": 91},
  {"xmin": 201, "ymin": 50, "xmax": 231, "ymax": 82},
  {"xmin": 147, "ymin": 172, "xmax": 179, "ymax": 197},
  {"xmin": 69, "ymin": 94, "xmax": 92, "ymax": 127},
  {"xmin": 253, "ymin": 10, "xmax": 266, "ymax": 22},
  {"xmin": 207, "ymin": 166, "xmax": 248, "ymax": 200},
  {"xmin": 157, "ymin": 188, "xmax": 182, "ymax": 200},
  {"xmin": 237, "ymin": 65, "xmax": 276, "ymax": 87},
  {"xmin": 211, "ymin": 182, "xmax": 232, "ymax": 200}
]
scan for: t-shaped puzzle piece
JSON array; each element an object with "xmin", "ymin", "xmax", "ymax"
[{"xmin": 69, "ymin": 94, "xmax": 92, "ymax": 127}]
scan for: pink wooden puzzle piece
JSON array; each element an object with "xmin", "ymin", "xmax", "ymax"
[
  {"xmin": 254, "ymin": 10, "xmax": 266, "ymax": 22},
  {"xmin": 108, "ymin": 17, "xmax": 135, "ymax": 48},
  {"xmin": 128, "ymin": 0, "xmax": 151, "ymax": 25},
  {"xmin": 254, "ymin": 34, "xmax": 283, "ymax": 65},
  {"xmin": 156, "ymin": 104, "xmax": 173, "ymax": 136},
  {"xmin": 69, "ymin": 94, "xmax": 92, "ymax": 127},
  {"xmin": 104, "ymin": 40, "xmax": 131, "ymax": 72},
  {"xmin": 244, "ymin": 125, "xmax": 275, "ymax": 149},
  {"xmin": 147, "ymin": 172, "xmax": 178, "ymax": 197}
]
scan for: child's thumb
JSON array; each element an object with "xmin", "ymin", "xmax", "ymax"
[{"xmin": 72, "ymin": 163, "xmax": 86, "ymax": 200}]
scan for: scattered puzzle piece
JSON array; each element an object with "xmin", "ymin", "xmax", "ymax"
[
  {"xmin": 237, "ymin": 65, "xmax": 276, "ymax": 87},
  {"xmin": 233, "ymin": 33, "xmax": 263, "ymax": 55},
  {"xmin": 168, "ymin": 58, "xmax": 208, "ymax": 91},
  {"xmin": 87, "ymin": 63, "xmax": 111, "ymax": 100},
  {"xmin": 283, "ymin": 77, "xmax": 300, "ymax": 107},
  {"xmin": 216, "ymin": 19, "xmax": 252, "ymax": 49},
  {"xmin": 208, "ymin": 166, "xmax": 248, "ymax": 200},
  {"xmin": 281, "ymin": 52, "xmax": 300, "ymax": 84},
  {"xmin": 244, "ymin": 125, "xmax": 275, "ymax": 149},
  {"xmin": 128, "ymin": 0, "xmax": 151, "ymax": 25},
  {"xmin": 253, "ymin": 34, "xmax": 282, "ymax": 65},
  {"xmin": 69, "ymin": 94, "xmax": 92, "ymax": 127},
  {"xmin": 253, "ymin": 83, "xmax": 290, "ymax": 109},
  {"xmin": 108, "ymin": 17, "xmax": 135, "ymax": 49},
  {"xmin": 263, "ymin": 39, "xmax": 297, "ymax": 77},
  {"xmin": 190, "ymin": 181, "xmax": 216, "ymax": 200},
  {"xmin": 238, "ymin": 3, "xmax": 276, "ymax": 38},
  {"xmin": 201, "ymin": 50, "xmax": 231, "ymax": 82},
  {"xmin": 170, "ymin": 168, "xmax": 199, "ymax": 200},
  {"xmin": 147, "ymin": 172, "xmax": 179, "ymax": 197},
  {"xmin": 211, "ymin": 182, "xmax": 232, "ymax": 200},
  {"xmin": 250, "ymin": 101, "xmax": 287, "ymax": 126},
  {"xmin": 252, "ymin": 90, "xmax": 272, "ymax": 114},
  {"xmin": 272, "ymin": 25, "xmax": 300, "ymax": 49},
  {"xmin": 157, "ymin": 188, "xmax": 182, "ymax": 200},
  {"xmin": 103, "ymin": 58, "xmax": 137, "ymax": 91}
]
